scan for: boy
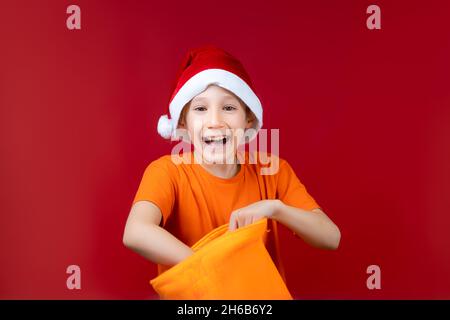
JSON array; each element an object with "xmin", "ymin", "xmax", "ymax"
[{"xmin": 123, "ymin": 45, "xmax": 340, "ymax": 287}]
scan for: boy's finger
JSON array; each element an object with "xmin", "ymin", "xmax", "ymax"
[
  {"xmin": 244, "ymin": 215, "xmax": 252, "ymax": 227},
  {"xmin": 228, "ymin": 212, "xmax": 238, "ymax": 231},
  {"xmin": 237, "ymin": 212, "xmax": 246, "ymax": 229}
]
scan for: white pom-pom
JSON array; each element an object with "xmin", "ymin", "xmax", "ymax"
[{"xmin": 157, "ymin": 114, "xmax": 173, "ymax": 139}]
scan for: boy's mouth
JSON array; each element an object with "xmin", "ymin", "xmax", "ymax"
[{"xmin": 202, "ymin": 135, "xmax": 230, "ymax": 145}]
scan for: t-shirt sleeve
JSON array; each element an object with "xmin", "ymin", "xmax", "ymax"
[
  {"xmin": 276, "ymin": 159, "xmax": 321, "ymax": 211},
  {"xmin": 132, "ymin": 157, "xmax": 177, "ymax": 227}
]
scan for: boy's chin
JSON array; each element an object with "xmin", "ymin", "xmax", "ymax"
[{"xmin": 197, "ymin": 150, "xmax": 236, "ymax": 165}]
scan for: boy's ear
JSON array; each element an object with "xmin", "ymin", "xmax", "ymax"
[
  {"xmin": 178, "ymin": 115, "xmax": 187, "ymax": 129},
  {"xmin": 245, "ymin": 110, "xmax": 256, "ymax": 129},
  {"xmin": 178, "ymin": 103, "xmax": 189, "ymax": 129}
]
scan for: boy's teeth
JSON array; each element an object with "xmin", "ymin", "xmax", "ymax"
[
  {"xmin": 205, "ymin": 136, "xmax": 226, "ymax": 141},
  {"xmin": 203, "ymin": 136, "xmax": 229, "ymax": 144}
]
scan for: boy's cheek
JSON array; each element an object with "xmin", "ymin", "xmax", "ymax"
[
  {"xmin": 192, "ymin": 118, "xmax": 204, "ymax": 130},
  {"xmin": 233, "ymin": 128, "xmax": 246, "ymax": 145}
]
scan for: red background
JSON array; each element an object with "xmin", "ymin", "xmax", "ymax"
[{"xmin": 1, "ymin": 0, "xmax": 449, "ymax": 299}]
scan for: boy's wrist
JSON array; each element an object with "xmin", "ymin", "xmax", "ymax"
[{"xmin": 271, "ymin": 199, "xmax": 284, "ymax": 220}]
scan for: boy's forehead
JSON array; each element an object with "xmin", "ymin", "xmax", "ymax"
[{"xmin": 192, "ymin": 86, "xmax": 239, "ymax": 102}]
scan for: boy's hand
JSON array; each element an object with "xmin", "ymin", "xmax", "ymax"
[{"xmin": 228, "ymin": 200, "xmax": 282, "ymax": 231}]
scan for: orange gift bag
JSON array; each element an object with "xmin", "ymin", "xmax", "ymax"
[{"xmin": 150, "ymin": 218, "xmax": 293, "ymax": 300}]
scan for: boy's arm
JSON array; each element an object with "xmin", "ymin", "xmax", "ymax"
[
  {"xmin": 229, "ymin": 200, "xmax": 340, "ymax": 250},
  {"xmin": 272, "ymin": 202, "xmax": 341, "ymax": 250},
  {"xmin": 123, "ymin": 201, "xmax": 194, "ymax": 266}
]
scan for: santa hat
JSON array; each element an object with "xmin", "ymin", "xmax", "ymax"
[{"xmin": 157, "ymin": 45, "xmax": 263, "ymax": 141}]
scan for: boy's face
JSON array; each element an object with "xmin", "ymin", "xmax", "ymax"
[{"xmin": 178, "ymin": 85, "xmax": 254, "ymax": 164}]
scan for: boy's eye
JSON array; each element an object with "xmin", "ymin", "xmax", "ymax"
[{"xmin": 223, "ymin": 105, "xmax": 237, "ymax": 111}]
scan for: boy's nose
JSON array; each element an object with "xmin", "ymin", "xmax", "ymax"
[{"xmin": 206, "ymin": 108, "xmax": 224, "ymax": 128}]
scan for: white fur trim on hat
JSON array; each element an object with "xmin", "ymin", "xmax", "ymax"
[
  {"xmin": 166, "ymin": 68, "xmax": 263, "ymax": 142},
  {"xmin": 157, "ymin": 114, "xmax": 174, "ymax": 139}
]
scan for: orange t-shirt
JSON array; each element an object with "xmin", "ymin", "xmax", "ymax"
[{"xmin": 132, "ymin": 151, "xmax": 320, "ymax": 283}]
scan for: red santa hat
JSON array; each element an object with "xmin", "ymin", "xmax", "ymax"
[{"xmin": 157, "ymin": 45, "xmax": 263, "ymax": 141}]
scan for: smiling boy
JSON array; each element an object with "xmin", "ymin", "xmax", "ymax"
[{"xmin": 123, "ymin": 45, "xmax": 340, "ymax": 288}]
